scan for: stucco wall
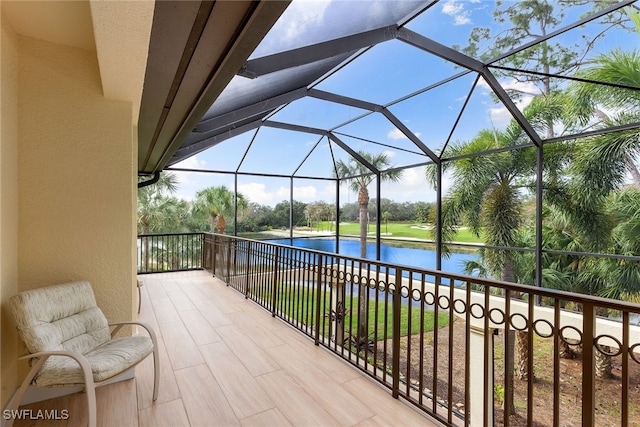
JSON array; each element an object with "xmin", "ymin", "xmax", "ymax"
[
  {"xmin": 0, "ymin": 3, "xmax": 140, "ymax": 409},
  {"xmin": 17, "ymin": 34, "xmax": 136, "ymax": 319},
  {"xmin": 0, "ymin": 11, "xmax": 20, "ymax": 409}
]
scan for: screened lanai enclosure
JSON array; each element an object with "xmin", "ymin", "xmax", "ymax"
[
  {"xmin": 138, "ymin": 1, "xmax": 640, "ymax": 425},
  {"xmin": 165, "ymin": 0, "xmax": 640, "ymax": 289}
]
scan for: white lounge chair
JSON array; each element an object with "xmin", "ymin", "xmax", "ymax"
[{"xmin": 7, "ymin": 281, "xmax": 159, "ymax": 427}]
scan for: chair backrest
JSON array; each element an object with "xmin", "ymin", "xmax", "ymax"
[{"xmin": 9, "ymin": 281, "xmax": 111, "ymax": 355}]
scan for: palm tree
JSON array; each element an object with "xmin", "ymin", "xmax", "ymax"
[
  {"xmin": 382, "ymin": 211, "xmax": 392, "ymax": 234},
  {"xmin": 535, "ymin": 193, "xmax": 640, "ymax": 377},
  {"xmin": 429, "ymin": 97, "xmax": 565, "ymax": 413},
  {"xmin": 334, "ymin": 151, "xmax": 402, "ymax": 349},
  {"xmin": 438, "ymin": 129, "xmax": 534, "ymax": 388},
  {"xmin": 576, "ymin": 189, "xmax": 640, "ymax": 378},
  {"xmin": 543, "ymin": 49, "xmax": 640, "ymax": 374},
  {"xmin": 567, "ymin": 49, "xmax": 640, "ymax": 186},
  {"xmin": 192, "ymin": 186, "xmax": 248, "ymax": 234},
  {"xmin": 137, "ymin": 172, "xmax": 179, "ymax": 234},
  {"xmin": 137, "ymin": 172, "xmax": 181, "ymax": 269},
  {"xmin": 335, "ymin": 151, "xmax": 403, "ymax": 258},
  {"xmin": 596, "ymin": 189, "xmax": 640, "ymax": 301}
]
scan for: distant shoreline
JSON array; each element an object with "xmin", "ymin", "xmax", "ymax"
[{"xmin": 238, "ymin": 230, "xmax": 482, "ymax": 255}]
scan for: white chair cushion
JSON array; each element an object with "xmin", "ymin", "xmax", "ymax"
[
  {"xmin": 35, "ymin": 335, "xmax": 154, "ymax": 386},
  {"xmin": 10, "ymin": 281, "xmax": 111, "ymax": 355}
]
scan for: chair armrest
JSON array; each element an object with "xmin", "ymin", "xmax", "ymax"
[
  {"xmin": 109, "ymin": 321, "xmax": 157, "ymax": 343},
  {"xmin": 19, "ymin": 350, "xmax": 87, "ymax": 362},
  {"xmin": 18, "ymin": 350, "xmax": 95, "ymax": 387}
]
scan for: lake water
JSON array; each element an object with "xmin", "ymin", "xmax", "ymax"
[{"xmin": 265, "ymin": 237, "xmax": 479, "ymax": 276}]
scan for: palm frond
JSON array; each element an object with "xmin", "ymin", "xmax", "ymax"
[{"xmin": 335, "ymin": 150, "xmax": 404, "ymax": 193}]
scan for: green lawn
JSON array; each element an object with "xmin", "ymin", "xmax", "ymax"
[
  {"xmin": 342, "ymin": 294, "xmax": 449, "ymax": 339},
  {"xmin": 273, "ymin": 285, "xmax": 449, "ymax": 340},
  {"xmin": 312, "ymin": 221, "xmax": 484, "ymax": 244}
]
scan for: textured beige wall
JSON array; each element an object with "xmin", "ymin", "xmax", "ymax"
[
  {"xmin": 0, "ymin": 11, "xmax": 20, "ymax": 410},
  {"xmin": 17, "ymin": 35, "xmax": 136, "ymax": 320},
  {"xmin": 90, "ymin": 0, "xmax": 154, "ymax": 124},
  {"xmin": 1, "ymin": 3, "xmax": 140, "ymax": 409}
]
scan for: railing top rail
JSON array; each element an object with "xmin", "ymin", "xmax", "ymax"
[
  {"xmin": 138, "ymin": 232, "xmax": 205, "ymax": 238},
  {"xmin": 204, "ymin": 232, "xmax": 640, "ymax": 314}
]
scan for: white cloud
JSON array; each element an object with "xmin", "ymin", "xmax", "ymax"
[
  {"xmin": 382, "ymin": 168, "xmax": 437, "ymax": 203},
  {"xmin": 442, "ymin": 0, "xmax": 471, "ymax": 25},
  {"xmin": 237, "ymin": 182, "xmax": 275, "ymax": 205},
  {"xmin": 171, "ymin": 155, "xmax": 207, "ymax": 187},
  {"xmin": 487, "ymin": 106, "xmax": 515, "ymax": 128},
  {"xmin": 275, "ymin": 187, "xmax": 289, "ymax": 201},
  {"xmin": 321, "ymin": 183, "xmax": 336, "ymax": 199},
  {"xmin": 167, "ymin": 155, "xmax": 216, "ymax": 201},
  {"xmin": 293, "ymin": 185, "xmax": 318, "ymax": 200},
  {"xmin": 252, "ymin": 0, "xmax": 331, "ymax": 57},
  {"xmin": 453, "ymin": 14, "xmax": 471, "ymax": 25},
  {"xmin": 402, "ymin": 168, "xmax": 424, "ymax": 186},
  {"xmin": 477, "ymin": 77, "xmax": 539, "ymax": 128},
  {"xmin": 442, "ymin": 0, "xmax": 464, "ymax": 15},
  {"xmin": 237, "ymin": 182, "xmax": 321, "ymax": 206},
  {"xmin": 173, "ymin": 155, "xmax": 206, "ymax": 170},
  {"xmin": 387, "ymin": 128, "xmax": 405, "ymax": 140},
  {"xmin": 387, "ymin": 128, "xmax": 422, "ymax": 140},
  {"xmin": 487, "ymin": 94, "xmax": 534, "ymax": 128}
]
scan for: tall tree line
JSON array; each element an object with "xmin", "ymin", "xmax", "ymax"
[{"xmin": 138, "ymin": 183, "xmax": 436, "ymax": 235}]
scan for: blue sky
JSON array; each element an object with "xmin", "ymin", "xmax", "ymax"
[{"xmin": 171, "ymin": 0, "xmax": 638, "ymax": 206}]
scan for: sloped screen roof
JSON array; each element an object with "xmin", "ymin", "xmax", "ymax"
[{"xmin": 169, "ymin": 0, "xmax": 640, "ymax": 177}]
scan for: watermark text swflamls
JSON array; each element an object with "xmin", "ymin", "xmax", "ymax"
[{"xmin": 3, "ymin": 409, "xmax": 69, "ymax": 421}]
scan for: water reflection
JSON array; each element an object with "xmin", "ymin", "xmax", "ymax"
[{"xmin": 265, "ymin": 237, "xmax": 478, "ymax": 275}]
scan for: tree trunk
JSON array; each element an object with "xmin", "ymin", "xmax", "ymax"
[
  {"xmin": 625, "ymin": 155, "xmax": 640, "ymax": 185},
  {"xmin": 593, "ymin": 107, "xmax": 640, "ymax": 185},
  {"xmin": 501, "ymin": 258, "xmax": 531, "ymax": 384},
  {"xmin": 515, "ymin": 331, "xmax": 529, "ymax": 381},
  {"xmin": 143, "ymin": 224, "xmax": 151, "ymax": 268},
  {"xmin": 595, "ymin": 346, "xmax": 613, "ymax": 379},
  {"xmin": 501, "ymin": 258, "xmax": 518, "ymax": 415},
  {"xmin": 357, "ymin": 186, "xmax": 369, "ymax": 349},
  {"xmin": 358, "ymin": 187, "xmax": 369, "ymax": 259},
  {"xmin": 216, "ymin": 215, "xmax": 226, "ymax": 234},
  {"xmin": 558, "ymin": 340, "xmax": 576, "ymax": 359}
]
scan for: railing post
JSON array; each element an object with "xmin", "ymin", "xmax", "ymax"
[
  {"xmin": 314, "ymin": 254, "xmax": 324, "ymax": 346},
  {"xmin": 142, "ymin": 235, "xmax": 146, "ymax": 273},
  {"xmin": 330, "ymin": 271, "xmax": 345, "ymax": 346},
  {"xmin": 582, "ymin": 302, "xmax": 596, "ymax": 427},
  {"xmin": 200, "ymin": 233, "xmax": 205, "ymax": 270},
  {"xmin": 391, "ymin": 268, "xmax": 402, "ymax": 399},
  {"xmin": 214, "ymin": 234, "xmax": 218, "ymax": 274},
  {"xmin": 245, "ymin": 241, "xmax": 253, "ymax": 299},
  {"xmin": 271, "ymin": 246, "xmax": 279, "ymax": 316},
  {"xmin": 225, "ymin": 237, "xmax": 232, "ymax": 285}
]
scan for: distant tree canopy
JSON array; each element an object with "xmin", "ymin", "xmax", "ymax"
[
  {"xmin": 138, "ymin": 185, "xmax": 435, "ymax": 235},
  {"xmin": 340, "ymin": 199, "xmax": 435, "ymax": 223}
]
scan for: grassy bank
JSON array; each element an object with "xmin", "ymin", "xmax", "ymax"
[
  {"xmin": 238, "ymin": 222, "xmax": 484, "ymax": 245},
  {"xmin": 274, "ymin": 286, "xmax": 449, "ymax": 339},
  {"xmin": 310, "ymin": 221, "xmax": 484, "ymax": 244}
]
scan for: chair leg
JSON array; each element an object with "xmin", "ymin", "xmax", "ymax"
[
  {"xmin": 85, "ymin": 382, "xmax": 97, "ymax": 427},
  {"xmin": 152, "ymin": 344, "xmax": 159, "ymax": 401},
  {"xmin": 70, "ymin": 353, "xmax": 96, "ymax": 427},
  {"xmin": 4, "ymin": 360, "xmax": 45, "ymax": 427}
]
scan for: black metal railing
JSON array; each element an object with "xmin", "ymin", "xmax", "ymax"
[
  {"xmin": 203, "ymin": 233, "xmax": 640, "ymax": 427},
  {"xmin": 137, "ymin": 233, "xmax": 204, "ymax": 274}
]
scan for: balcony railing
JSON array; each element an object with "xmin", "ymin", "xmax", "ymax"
[
  {"xmin": 138, "ymin": 232, "xmax": 640, "ymax": 425},
  {"xmin": 137, "ymin": 233, "xmax": 204, "ymax": 274},
  {"xmin": 202, "ymin": 233, "xmax": 640, "ymax": 427}
]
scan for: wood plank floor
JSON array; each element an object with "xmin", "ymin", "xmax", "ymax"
[{"xmin": 15, "ymin": 270, "xmax": 441, "ymax": 427}]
